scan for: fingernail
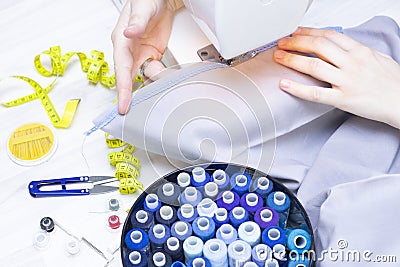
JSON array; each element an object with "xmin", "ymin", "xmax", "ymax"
[
  {"xmin": 280, "ymin": 79, "xmax": 290, "ymax": 90},
  {"xmin": 293, "ymin": 27, "xmax": 302, "ymax": 35},
  {"xmin": 274, "ymin": 50, "xmax": 285, "ymax": 60}
]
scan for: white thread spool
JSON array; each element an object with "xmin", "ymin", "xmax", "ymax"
[
  {"xmin": 177, "ymin": 172, "xmax": 191, "ymax": 187},
  {"xmin": 238, "ymin": 221, "xmax": 261, "ymax": 247}
]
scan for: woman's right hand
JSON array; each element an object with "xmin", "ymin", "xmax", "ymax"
[{"xmin": 112, "ymin": 0, "xmax": 183, "ymax": 114}]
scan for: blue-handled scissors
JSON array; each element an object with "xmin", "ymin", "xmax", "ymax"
[{"xmin": 28, "ymin": 176, "xmax": 119, "ymax": 197}]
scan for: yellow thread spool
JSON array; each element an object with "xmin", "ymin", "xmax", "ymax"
[{"xmin": 7, "ymin": 123, "xmax": 57, "ymax": 166}]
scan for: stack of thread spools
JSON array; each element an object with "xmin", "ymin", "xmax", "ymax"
[{"xmin": 122, "ymin": 165, "xmax": 312, "ymax": 267}]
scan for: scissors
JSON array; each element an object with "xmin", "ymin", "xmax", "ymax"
[{"xmin": 28, "ymin": 176, "xmax": 119, "ymax": 197}]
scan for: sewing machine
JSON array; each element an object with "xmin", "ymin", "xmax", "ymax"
[{"xmin": 183, "ymin": 0, "xmax": 313, "ymax": 63}]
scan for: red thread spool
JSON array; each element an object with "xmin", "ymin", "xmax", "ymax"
[{"xmin": 108, "ymin": 215, "xmax": 121, "ymax": 229}]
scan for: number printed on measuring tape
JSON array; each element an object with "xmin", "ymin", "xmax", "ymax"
[
  {"xmin": 108, "ymin": 152, "xmax": 141, "ymax": 169},
  {"xmin": 105, "ymin": 133, "xmax": 126, "ymax": 148},
  {"xmin": 115, "ymin": 162, "xmax": 140, "ymax": 179},
  {"xmin": 119, "ymin": 178, "xmax": 144, "ymax": 194}
]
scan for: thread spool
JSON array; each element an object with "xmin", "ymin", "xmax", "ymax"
[
  {"xmin": 149, "ymin": 250, "xmax": 173, "ymax": 267},
  {"xmin": 203, "ymin": 238, "xmax": 228, "ymax": 267},
  {"xmin": 190, "ymin": 167, "xmax": 210, "ymax": 187},
  {"xmin": 177, "ymin": 172, "xmax": 191, "ymax": 187},
  {"xmin": 251, "ymin": 244, "xmax": 272, "ymax": 267},
  {"xmin": 187, "ymin": 257, "xmax": 212, "ymax": 267},
  {"xmin": 125, "ymin": 228, "xmax": 150, "ymax": 253},
  {"xmin": 251, "ymin": 176, "xmax": 273, "ymax": 198},
  {"xmin": 230, "ymin": 172, "xmax": 251, "ymax": 196},
  {"xmin": 180, "ymin": 187, "xmax": 203, "ymax": 207},
  {"xmin": 32, "ymin": 231, "xmax": 50, "ymax": 250},
  {"xmin": 171, "ymin": 221, "xmax": 193, "ymax": 241},
  {"xmin": 287, "ymin": 258, "xmax": 310, "ymax": 267},
  {"xmin": 109, "ymin": 198, "xmax": 120, "ymax": 211},
  {"xmin": 287, "ymin": 229, "xmax": 311, "ymax": 253},
  {"xmin": 157, "ymin": 183, "xmax": 181, "ymax": 206},
  {"xmin": 213, "ymin": 208, "xmax": 229, "ymax": 227},
  {"xmin": 262, "ymin": 226, "xmax": 286, "ymax": 248},
  {"xmin": 125, "ymin": 251, "xmax": 147, "ymax": 267},
  {"xmin": 108, "ymin": 215, "xmax": 121, "ymax": 230},
  {"xmin": 171, "ymin": 262, "xmax": 186, "ymax": 267},
  {"xmin": 212, "ymin": 169, "xmax": 230, "ymax": 191},
  {"xmin": 164, "ymin": 236, "xmax": 184, "ymax": 262},
  {"xmin": 177, "ymin": 203, "xmax": 198, "ymax": 223},
  {"xmin": 267, "ymin": 191, "xmax": 291, "ymax": 228},
  {"xmin": 227, "ymin": 240, "xmax": 252, "ymax": 267},
  {"xmin": 148, "ymin": 224, "xmax": 171, "ymax": 250},
  {"xmin": 240, "ymin": 192, "xmax": 263, "ymax": 214},
  {"xmin": 65, "ymin": 236, "xmax": 81, "ymax": 255},
  {"xmin": 273, "ymin": 244, "xmax": 288, "ymax": 267},
  {"xmin": 183, "ymin": 236, "xmax": 204, "ymax": 264},
  {"xmin": 203, "ymin": 182, "xmax": 219, "ymax": 200},
  {"xmin": 197, "ymin": 198, "xmax": 218, "ymax": 218},
  {"xmin": 155, "ymin": 205, "xmax": 178, "ymax": 226},
  {"xmin": 253, "ymin": 207, "xmax": 279, "ymax": 230},
  {"xmin": 131, "ymin": 209, "xmax": 154, "ymax": 231},
  {"xmin": 216, "ymin": 224, "xmax": 238, "ymax": 245},
  {"xmin": 40, "ymin": 217, "xmax": 55, "ymax": 233},
  {"xmin": 216, "ymin": 190, "xmax": 240, "ymax": 211},
  {"xmin": 228, "ymin": 207, "xmax": 249, "ymax": 229},
  {"xmin": 144, "ymin": 193, "xmax": 162, "ymax": 213},
  {"xmin": 192, "ymin": 216, "xmax": 216, "ymax": 242},
  {"xmin": 243, "ymin": 263, "xmax": 259, "ymax": 267},
  {"xmin": 238, "ymin": 221, "xmax": 261, "ymax": 247},
  {"xmin": 265, "ymin": 258, "xmax": 279, "ymax": 267}
]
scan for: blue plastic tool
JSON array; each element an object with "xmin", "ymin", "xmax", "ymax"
[{"xmin": 28, "ymin": 176, "xmax": 119, "ymax": 197}]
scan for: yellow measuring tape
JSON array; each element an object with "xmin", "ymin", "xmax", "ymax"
[
  {"xmin": 1, "ymin": 46, "xmax": 144, "ymax": 128},
  {"xmin": 105, "ymin": 133, "xmax": 143, "ymax": 194}
]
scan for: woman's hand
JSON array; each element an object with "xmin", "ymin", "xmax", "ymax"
[
  {"xmin": 112, "ymin": 0, "xmax": 183, "ymax": 114},
  {"xmin": 274, "ymin": 27, "xmax": 400, "ymax": 129}
]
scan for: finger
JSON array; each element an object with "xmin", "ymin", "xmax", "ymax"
[
  {"xmin": 292, "ymin": 27, "xmax": 362, "ymax": 52},
  {"xmin": 279, "ymin": 79, "xmax": 342, "ymax": 107},
  {"xmin": 143, "ymin": 60, "xmax": 166, "ymax": 78},
  {"xmin": 124, "ymin": 0, "xmax": 157, "ymax": 37},
  {"xmin": 274, "ymin": 50, "xmax": 343, "ymax": 86},
  {"xmin": 277, "ymin": 35, "xmax": 347, "ymax": 68}
]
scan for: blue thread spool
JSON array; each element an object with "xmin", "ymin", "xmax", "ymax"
[
  {"xmin": 243, "ymin": 262, "xmax": 259, "ymax": 267},
  {"xmin": 251, "ymin": 244, "xmax": 272, "ymax": 267},
  {"xmin": 287, "ymin": 229, "xmax": 311, "ymax": 254},
  {"xmin": 288, "ymin": 258, "xmax": 310, "ymax": 267},
  {"xmin": 212, "ymin": 169, "xmax": 230, "ymax": 191},
  {"xmin": 187, "ymin": 257, "xmax": 212, "ymax": 267},
  {"xmin": 149, "ymin": 249, "xmax": 173, "ymax": 267},
  {"xmin": 203, "ymin": 182, "xmax": 219, "ymax": 200},
  {"xmin": 157, "ymin": 182, "xmax": 181, "ymax": 206},
  {"xmin": 171, "ymin": 261, "xmax": 186, "ymax": 267},
  {"xmin": 267, "ymin": 191, "xmax": 291, "ymax": 228},
  {"xmin": 264, "ymin": 258, "xmax": 279, "ymax": 267},
  {"xmin": 190, "ymin": 167, "xmax": 211, "ymax": 188},
  {"xmin": 230, "ymin": 172, "xmax": 251, "ymax": 196},
  {"xmin": 177, "ymin": 172, "xmax": 191, "ymax": 188},
  {"xmin": 229, "ymin": 206, "xmax": 249, "ymax": 229},
  {"xmin": 213, "ymin": 208, "xmax": 229, "ymax": 227},
  {"xmin": 203, "ymin": 239, "xmax": 228, "ymax": 267},
  {"xmin": 192, "ymin": 216, "xmax": 216, "ymax": 242},
  {"xmin": 238, "ymin": 221, "xmax": 261, "ymax": 247},
  {"xmin": 171, "ymin": 221, "xmax": 192, "ymax": 241},
  {"xmin": 251, "ymin": 176, "xmax": 273, "ymax": 198},
  {"xmin": 197, "ymin": 198, "xmax": 218, "ymax": 218},
  {"xmin": 144, "ymin": 193, "xmax": 162, "ymax": 213},
  {"xmin": 148, "ymin": 224, "xmax": 171, "ymax": 250},
  {"xmin": 180, "ymin": 187, "xmax": 202, "ymax": 207},
  {"xmin": 262, "ymin": 226, "xmax": 286, "ymax": 248},
  {"xmin": 240, "ymin": 192, "xmax": 263, "ymax": 214},
  {"xmin": 183, "ymin": 236, "xmax": 204, "ymax": 264},
  {"xmin": 216, "ymin": 224, "xmax": 238, "ymax": 245},
  {"xmin": 125, "ymin": 228, "xmax": 150, "ymax": 253},
  {"xmin": 164, "ymin": 236, "xmax": 185, "ymax": 262},
  {"xmin": 254, "ymin": 207, "xmax": 279, "ymax": 230},
  {"xmin": 131, "ymin": 210, "xmax": 154, "ymax": 231},
  {"xmin": 216, "ymin": 190, "xmax": 240, "ymax": 211},
  {"xmin": 177, "ymin": 203, "xmax": 198, "ymax": 223},
  {"xmin": 155, "ymin": 205, "xmax": 178, "ymax": 226},
  {"xmin": 124, "ymin": 251, "xmax": 147, "ymax": 267},
  {"xmin": 273, "ymin": 244, "xmax": 288, "ymax": 267},
  {"xmin": 227, "ymin": 240, "xmax": 252, "ymax": 267}
]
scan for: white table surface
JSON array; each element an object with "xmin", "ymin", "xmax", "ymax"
[{"xmin": 0, "ymin": 0, "xmax": 399, "ymax": 266}]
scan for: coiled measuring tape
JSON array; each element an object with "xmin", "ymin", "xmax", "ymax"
[
  {"xmin": 105, "ymin": 133, "xmax": 143, "ymax": 194},
  {"xmin": 1, "ymin": 46, "xmax": 144, "ymax": 128}
]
